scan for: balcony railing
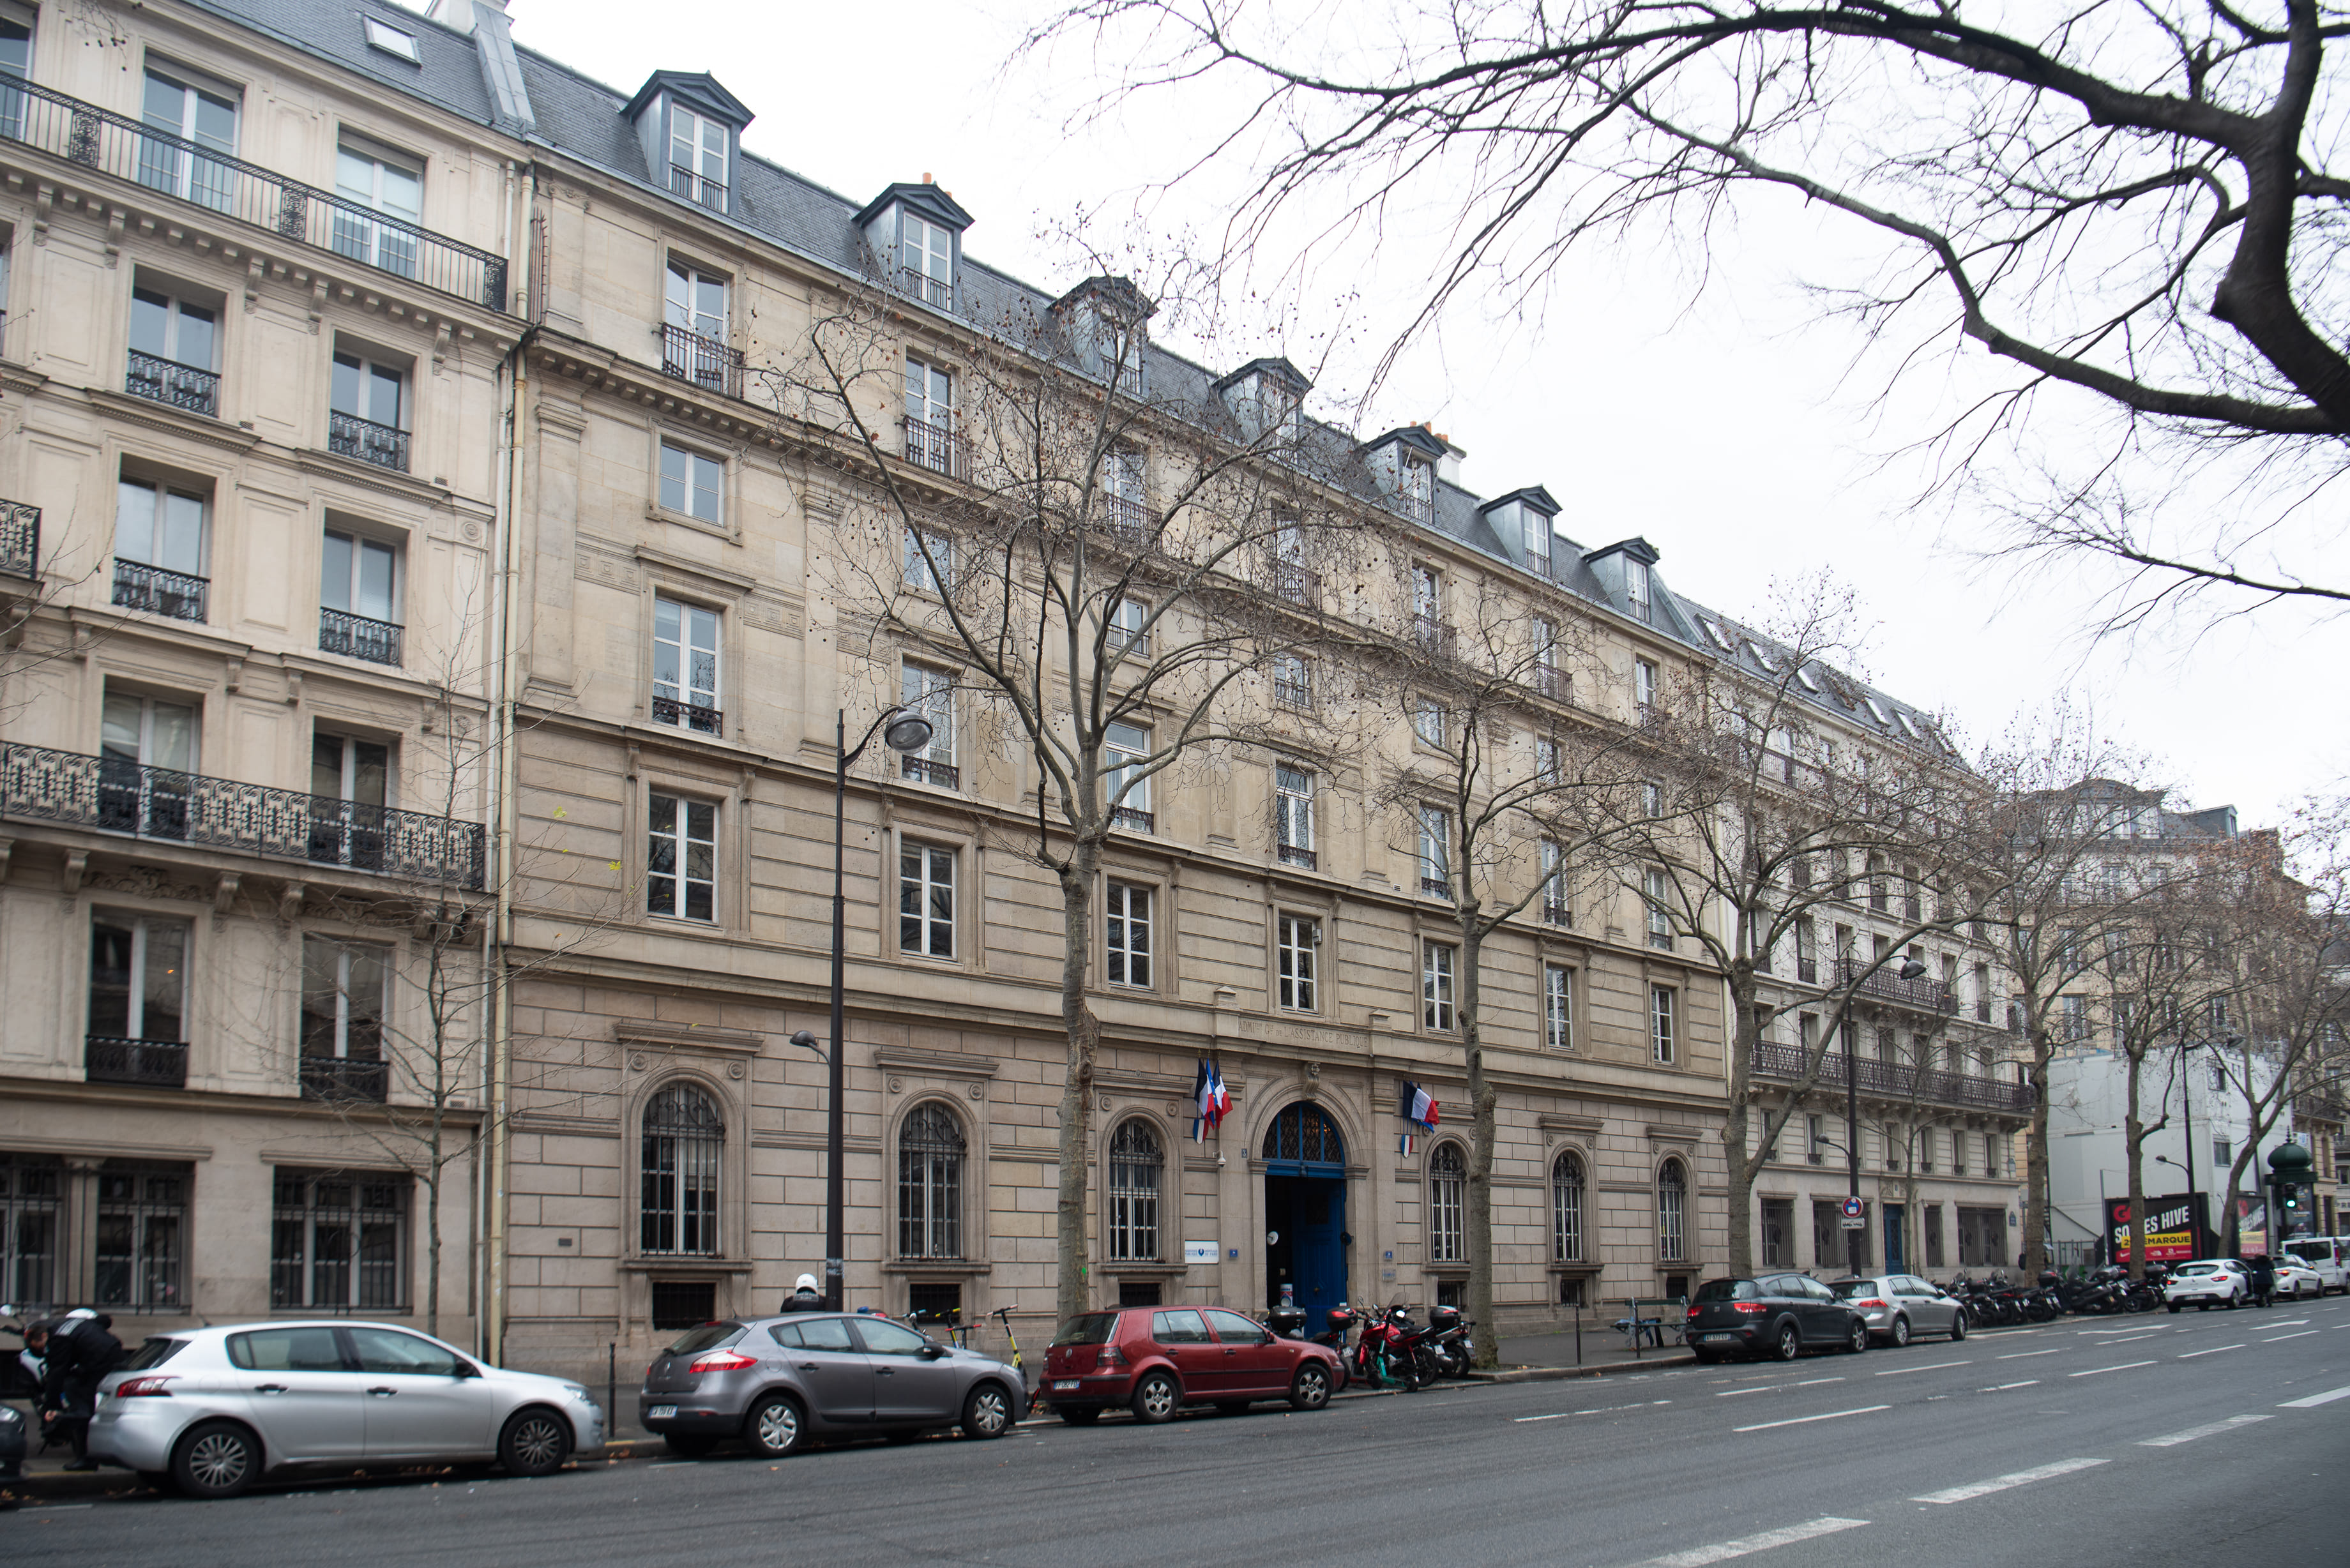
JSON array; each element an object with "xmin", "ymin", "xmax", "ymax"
[
  {"xmin": 670, "ymin": 165, "xmax": 727, "ymax": 213},
  {"xmin": 1834, "ymin": 958, "xmax": 1959, "ymax": 1015},
  {"xmin": 112, "ymin": 559, "xmax": 208, "ymax": 622},
  {"xmin": 897, "ymin": 266, "xmax": 953, "ymax": 312},
  {"xmin": 901, "ymin": 755, "xmax": 959, "ymax": 789},
  {"xmin": 1104, "ymin": 495, "xmax": 1155, "ymax": 545},
  {"xmin": 1271, "ymin": 561, "xmax": 1319, "ymax": 607},
  {"xmin": 1413, "ymin": 615, "xmax": 1457, "ymax": 659},
  {"xmin": 903, "ymin": 415, "xmax": 966, "ymax": 479},
  {"xmin": 85, "ymin": 1035, "xmax": 187, "ymax": 1089},
  {"xmin": 0, "ymin": 77, "xmax": 506, "ymax": 310},
  {"xmin": 1543, "ymin": 901, "xmax": 1572, "ymax": 926},
  {"xmin": 1277, "ymin": 843, "xmax": 1317, "ymax": 870},
  {"xmin": 319, "ymin": 607, "xmax": 403, "ymax": 667},
  {"xmin": 300, "ymin": 1055, "xmax": 388, "ymax": 1103},
  {"xmin": 1, "ymin": 499, "xmax": 36, "ymax": 577},
  {"xmin": 1393, "ymin": 490, "xmax": 1434, "ymax": 526},
  {"xmin": 1421, "ymin": 875, "xmax": 1453, "ymax": 900},
  {"xmin": 1748, "ymin": 1040, "xmax": 2033, "ymax": 1114},
  {"xmin": 326, "ymin": 409, "xmax": 411, "ymax": 472},
  {"xmin": 0, "ymin": 741, "xmax": 485, "ymax": 889},
  {"xmin": 1111, "ymin": 805, "xmax": 1155, "ymax": 833},
  {"xmin": 651, "ymin": 695, "xmax": 724, "ymax": 737},
  {"xmin": 126, "ymin": 350, "xmax": 218, "ymax": 417},
  {"xmin": 1273, "ymin": 675, "xmax": 1312, "ymax": 709},
  {"xmin": 1534, "ymin": 666, "xmax": 1567, "ymax": 702},
  {"xmin": 662, "ymin": 323, "xmax": 745, "ymax": 400}
]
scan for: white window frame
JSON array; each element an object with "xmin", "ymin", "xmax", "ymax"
[
  {"xmin": 1634, "ymin": 656, "xmax": 1658, "ymax": 716},
  {"xmin": 1544, "ymin": 963, "xmax": 1573, "ymax": 1050},
  {"xmin": 1275, "ymin": 763, "xmax": 1315, "ymax": 863},
  {"xmin": 664, "ymin": 257, "xmax": 729, "ymax": 345},
  {"xmin": 898, "ymin": 840, "xmax": 956, "ymax": 959},
  {"xmin": 899, "ymin": 661, "xmax": 957, "ymax": 785},
  {"xmin": 1657, "ymin": 1159, "xmax": 1687, "ymax": 1262},
  {"xmin": 898, "ymin": 209, "xmax": 953, "ymax": 307},
  {"xmin": 1277, "ymin": 913, "xmax": 1318, "ymax": 1012},
  {"xmin": 300, "ymin": 937, "xmax": 390, "ymax": 1063},
  {"xmin": 668, "ymin": 101, "xmax": 728, "ymax": 210},
  {"xmin": 1273, "ymin": 652, "xmax": 1312, "ymax": 709},
  {"xmin": 1423, "ymin": 940, "xmax": 1457, "ymax": 1031},
  {"xmin": 1418, "ymin": 806, "xmax": 1451, "ymax": 898},
  {"xmin": 1104, "ymin": 721, "xmax": 1151, "ymax": 825},
  {"xmin": 658, "ymin": 439, "xmax": 724, "ymax": 526},
  {"xmin": 332, "ymin": 140, "xmax": 422, "ymax": 276},
  {"xmin": 1645, "ymin": 865, "xmax": 1674, "ymax": 949},
  {"xmin": 1105, "ymin": 880, "xmax": 1153, "ymax": 988},
  {"xmin": 1542, "ymin": 840, "xmax": 1570, "ymax": 923},
  {"xmin": 1109, "ymin": 595, "xmax": 1151, "ymax": 656},
  {"xmin": 361, "ymin": 18, "xmax": 420, "ymax": 62},
  {"xmin": 904, "ymin": 525, "xmax": 951, "ymax": 594},
  {"xmin": 1413, "ymin": 698, "xmax": 1447, "ymax": 749},
  {"xmin": 646, "ymin": 792, "xmax": 716, "ymax": 922},
  {"xmin": 1651, "ymin": 984, "xmax": 1678, "ymax": 1064},
  {"xmin": 1552, "ymin": 1152, "xmax": 1585, "ymax": 1262},
  {"xmin": 651, "ymin": 595, "xmax": 721, "ymax": 730}
]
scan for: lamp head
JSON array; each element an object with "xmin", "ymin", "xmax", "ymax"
[
  {"xmin": 1897, "ymin": 959, "xmax": 1929, "ymax": 981},
  {"xmin": 883, "ymin": 714, "xmax": 935, "ymax": 754}
]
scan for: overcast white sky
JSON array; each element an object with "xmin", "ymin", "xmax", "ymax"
[{"xmin": 458, "ymin": 0, "xmax": 2349, "ymax": 830}]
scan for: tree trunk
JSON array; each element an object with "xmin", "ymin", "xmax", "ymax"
[
  {"xmin": 1461, "ymin": 908, "xmax": 1499, "ymax": 1368},
  {"xmin": 1722, "ymin": 961, "xmax": 1759, "ymax": 1277},
  {"xmin": 2123, "ymin": 1059, "xmax": 2146, "ymax": 1281},
  {"xmin": 1053, "ymin": 841, "xmax": 1103, "ymax": 1326},
  {"xmin": 2022, "ymin": 1029, "xmax": 2053, "ymax": 1276}
]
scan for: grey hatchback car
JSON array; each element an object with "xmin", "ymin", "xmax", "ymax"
[
  {"xmin": 1828, "ymin": 1274, "xmax": 1969, "ymax": 1346},
  {"xmin": 639, "ymin": 1313, "xmax": 1027, "ymax": 1458}
]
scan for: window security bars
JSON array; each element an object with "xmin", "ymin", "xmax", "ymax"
[
  {"xmin": 95, "ymin": 1165, "xmax": 188, "ymax": 1313},
  {"xmin": 1, "ymin": 1157, "xmax": 63, "ymax": 1310},
  {"xmin": 326, "ymin": 409, "xmax": 410, "ymax": 472},
  {"xmin": 1429, "ymin": 1144, "xmax": 1465, "ymax": 1262},
  {"xmin": 1552, "ymin": 1153, "xmax": 1584, "ymax": 1262},
  {"xmin": 0, "ymin": 740, "xmax": 485, "ymax": 889},
  {"xmin": 898, "ymin": 1103, "xmax": 965, "ymax": 1259},
  {"xmin": 318, "ymin": 607, "xmax": 403, "ymax": 667},
  {"xmin": 272, "ymin": 1171, "xmax": 408, "ymax": 1309},
  {"xmin": 3, "ymin": 80, "xmax": 508, "ymax": 310},
  {"xmin": 112, "ymin": 558, "xmax": 209, "ymax": 622},
  {"xmin": 1107, "ymin": 1120, "xmax": 1162, "ymax": 1262},
  {"xmin": 641, "ymin": 1084, "xmax": 723, "ymax": 1256}
]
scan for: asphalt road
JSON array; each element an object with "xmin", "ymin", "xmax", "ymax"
[{"xmin": 8, "ymin": 1295, "xmax": 2347, "ymax": 1567}]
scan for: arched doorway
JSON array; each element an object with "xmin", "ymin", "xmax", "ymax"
[{"xmin": 1262, "ymin": 1101, "xmax": 1347, "ymax": 1311}]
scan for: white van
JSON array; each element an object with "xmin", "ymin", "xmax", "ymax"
[{"xmin": 2284, "ymin": 1237, "xmax": 2348, "ymax": 1293}]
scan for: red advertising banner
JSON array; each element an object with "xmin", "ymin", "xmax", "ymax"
[{"xmin": 2108, "ymin": 1193, "xmax": 2205, "ymax": 1263}]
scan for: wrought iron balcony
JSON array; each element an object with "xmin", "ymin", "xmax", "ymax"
[
  {"xmin": 1273, "ymin": 674, "xmax": 1312, "ymax": 709},
  {"xmin": 1277, "ymin": 843, "xmax": 1317, "ymax": 870},
  {"xmin": 903, "ymin": 414, "xmax": 966, "ymax": 478},
  {"xmin": 1104, "ymin": 494, "xmax": 1155, "ymax": 545},
  {"xmin": 319, "ymin": 607, "xmax": 403, "ymax": 667},
  {"xmin": 1796, "ymin": 958, "xmax": 1819, "ymax": 984},
  {"xmin": 1542, "ymin": 901, "xmax": 1572, "ymax": 926},
  {"xmin": 85, "ymin": 1036, "xmax": 187, "ymax": 1089},
  {"xmin": 300, "ymin": 1055, "xmax": 388, "ymax": 1103},
  {"xmin": 662, "ymin": 323, "xmax": 745, "ymax": 399},
  {"xmin": 670, "ymin": 164, "xmax": 727, "ymax": 213},
  {"xmin": 112, "ymin": 559, "xmax": 208, "ymax": 622},
  {"xmin": 651, "ymin": 695, "xmax": 724, "ymax": 737},
  {"xmin": 896, "ymin": 266, "xmax": 953, "ymax": 312},
  {"xmin": 1271, "ymin": 561, "xmax": 1319, "ymax": 607},
  {"xmin": 1534, "ymin": 666, "xmax": 1568, "ymax": 702},
  {"xmin": 0, "ymin": 77, "xmax": 508, "ymax": 310},
  {"xmin": 1, "ymin": 499, "xmax": 36, "ymax": 578},
  {"xmin": 1412, "ymin": 616, "xmax": 1457, "ymax": 659},
  {"xmin": 1421, "ymin": 875, "xmax": 1453, "ymax": 900},
  {"xmin": 126, "ymin": 350, "xmax": 218, "ymax": 417},
  {"xmin": 1393, "ymin": 490, "xmax": 1434, "ymax": 526},
  {"xmin": 1748, "ymin": 1040, "xmax": 2033, "ymax": 1114},
  {"xmin": 900, "ymin": 755, "xmax": 959, "ymax": 789},
  {"xmin": 1834, "ymin": 957, "xmax": 1959, "ymax": 1015},
  {"xmin": 0, "ymin": 741, "xmax": 485, "ymax": 889},
  {"xmin": 326, "ymin": 410, "xmax": 411, "ymax": 472},
  {"xmin": 1111, "ymin": 805, "xmax": 1155, "ymax": 833}
]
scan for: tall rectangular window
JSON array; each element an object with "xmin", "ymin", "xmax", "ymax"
[
  {"xmin": 1272, "ymin": 652, "xmax": 1312, "ymax": 709},
  {"xmin": 1626, "ymin": 557, "xmax": 1653, "ymax": 621},
  {"xmin": 663, "ymin": 257, "xmax": 732, "ymax": 391},
  {"xmin": 905, "ymin": 358, "xmax": 955, "ymax": 473},
  {"xmin": 1108, "ymin": 595, "xmax": 1151, "ymax": 656},
  {"xmin": 1428, "ymin": 1145, "xmax": 1465, "ymax": 1262},
  {"xmin": 1105, "ymin": 722, "xmax": 1151, "ymax": 830},
  {"xmin": 1418, "ymin": 806, "xmax": 1451, "ymax": 898},
  {"xmin": 114, "ymin": 476, "xmax": 209, "ymax": 621},
  {"xmin": 1105, "ymin": 882, "xmax": 1152, "ymax": 988},
  {"xmin": 1634, "ymin": 657, "xmax": 1658, "ymax": 718},
  {"xmin": 328, "ymin": 347, "xmax": 409, "ymax": 471},
  {"xmin": 1536, "ymin": 737, "xmax": 1562, "ymax": 782},
  {"xmin": 320, "ymin": 527, "xmax": 402, "ymax": 663},
  {"xmin": 652, "ymin": 596, "xmax": 722, "ymax": 734},
  {"xmin": 904, "ymin": 526, "xmax": 951, "ymax": 593},
  {"xmin": 271, "ymin": 1170, "xmax": 408, "ymax": 1309},
  {"xmin": 1411, "ymin": 563, "xmax": 1441, "ymax": 624},
  {"xmin": 333, "ymin": 141, "xmax": 422, "ymax": 278},
  {"xmin": 309, "ymin": 729, "xmax": 390, "ymax": 871},
  {"xmin": 668, "ymin": 102, "xmax": 728, "ymax": 209},
  {"xmin": 95, "ymin": 1163, "xmax": 189, "ymax": 1313},
  {"xmin": 99, "ymin": 688, "xmax": 199, "ymax": 844},
  {"xmin": 1544, "ymin": 964, "xmax": 1573, "ymax": 1050},
  {"xmin": 647, "ymin": 794, "xmax": 716, "ymax": 922},
  {"xmin": 89, "ymin": 914, "xmax": 188, "ymax": 1044},
  {"xmin": 299, "ymin": 939, "xmax": 389, "ymax": 1102},
  {"xmin": 139, "ymin": 66, "xmax": 238, "ymax": 210},
  {"xmin": 900, "ymin": 663, "xmax": 957, "ymax": 787},
  {"xmin": 1275, "ymin": 763, "xmax": 1315, "ymax": 867},
  {"xmin": 899, "ymin": 842, "xmax": 955, "ymax": 958},
  {"xmin": 1423, "ymin": 941, "xmax": 1457, "ymax": 1031},
  {"xmin": 1412, "ymin": 698, "xmax": 1447, "ymax": 749},
  {"xmin": 1808, "ymin": 1113, "xmax": 1827, "ymax": 1165},
  {"xmin": 1651, "ymin": 985, "xmax": 1677, "ymax": 1064},
  {"xmin": 1542, "ymin": 841, "xmax": 1570, "ymax": 924},
  {"xmin": 1522, "ymin": 509, "xmax": 1550, "ymax": 573},
  {"xmin": 1531, "ymin": 615, "xmax": 1565, "ymax": 699},
  {"xmin": 1277, "ymin": 914, "xmax": 1317, "ymax": 1011},
  {"xmin": 659, "ymin": 440, "xmax": 723, "ymax": 524},
  {"xmin": 898, "ymin": 209, "xmax": 953, "ymax": 308},
  {"xmin": 1645, "ymin": 866, "xmax": 1674, "ymax": 949}
]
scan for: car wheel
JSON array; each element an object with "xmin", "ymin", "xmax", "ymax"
[
  {"xmin": 744, "ymin": 1393, "xmax": 805, "ymax": 1459},
  {"xmin": 662, "ymin": 1433, "xmax": 717, "ymax": 1458},
  {"xmin": 1131, "ymin": 1371, "xmax": 1180, "ymax": 1424},
  {"xmin": 1844, "ymin": 1318, "xmax": 1869, "ymax": 1355},
  {"xmin": 2225, "ymin": 1293, "xmax": 2240, "ymax": 1309},
  {"xmin": 1056, "ymin": 1405, "xmax": 1101, "ymax": 1426},
  {"xmin": 1774, "ymin": 1322, "xmax": 1801, "ymax": 1362},
  {"xmin": 962, "ymin": 1382, "xmax": 1013, "ymax": 1440},
  {"xmin": 499, "ymin": 1407, "xmax": 573, "ymax": 1478},
  {"xmin": 1948, "ymin": 1311, "xmax": 1968, "ymax": 1341},
  {"xmin": 1890, "ymin": 1316, "xmax": 1911, "ymax": 1349},
  {"xmin": 171, "ymin": 1420, "xmax": 261, "ymax": 1501},
  {"xmin": 1289, "ymin": 1362, "xmax": 1332, "ymax": 1412}
]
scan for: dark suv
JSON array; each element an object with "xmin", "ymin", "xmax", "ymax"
[
  {"xmin": 1685, "ymin": 1274, "xmax": 1871, "ymax": 1362},
  {"xmin": 1040, "ymin": 1306, "xmax": 1339, "ymax": 1424},
  {"xmin": 638, "ymin": 1312, "xmax": 1027, "ymax": 1458}
]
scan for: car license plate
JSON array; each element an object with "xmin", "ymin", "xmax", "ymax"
[
  {"xmin": 646, "ymin": 1405, "xmax": 677, "ymax": 1421},
  {"xmin": 1701, "ymin": 1333, "xmax": 1735, "ymax": 1343},
  {"xmin": 1051, "ymin": 1380, "xmax": 1080, "ymax": 1391}
]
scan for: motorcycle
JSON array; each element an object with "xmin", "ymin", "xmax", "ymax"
[
  {"xmin": 1348, "ymin": 1304, "xmax": 1417, "ymax": 1389},
  {"xmin": 1427, "ymin": 1304, "xmax": 1473, "ymax": 1379}
]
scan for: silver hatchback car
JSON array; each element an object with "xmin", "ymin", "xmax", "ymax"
[
  {"xmin": 1828, "ymin": 1274, "xmax": 1969, "ymax": 1346},
  {"xmin": 639, "ymin": 1311, "xmax": 1027, "ymax": 1458},
  {"xmin": 87, "ymin": 1321, "xmax": 604, "ymax": 1499}
]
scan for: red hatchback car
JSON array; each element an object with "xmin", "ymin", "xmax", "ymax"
[{"xmin": 1041, "ymin": 1306, "xmax": 1340, "ymax": 1424}]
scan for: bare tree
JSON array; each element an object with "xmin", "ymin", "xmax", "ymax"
[
  {"xmin": 1035, "ymin": 1, "xmax": 2350, "ymax": 623},
  {"xmin": 777, "ymin": 267, "xmax": 1376, "ymax": 1323}
]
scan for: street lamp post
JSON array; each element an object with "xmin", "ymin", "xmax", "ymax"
[{"xmin": 789, "ymin": 705, "xmax": 934, "ymax": 1314}]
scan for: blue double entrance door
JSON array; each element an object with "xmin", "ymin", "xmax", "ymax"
[{"xmin": 1263, "ymin": 1100, "xmax": 1349, "ymax": 1311}]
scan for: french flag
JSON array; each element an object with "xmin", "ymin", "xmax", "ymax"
[
  {"xmin": 1192, "ymin": 1059, "xmax": 1229, "ymax": 1142},
  {"xmin": 1400, "ymin": 1082, "xmax": 1440, "ymax": 1129}
]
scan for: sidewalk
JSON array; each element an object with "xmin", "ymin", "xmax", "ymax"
[{"xmin": 1485, "ymin": 1319, "xmax": 1695, "ymax": 1381}]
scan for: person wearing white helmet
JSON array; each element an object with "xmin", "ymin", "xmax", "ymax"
[{"xmin": 782, "ymin": 1274, "xmax": 824, "ymax": 1313}]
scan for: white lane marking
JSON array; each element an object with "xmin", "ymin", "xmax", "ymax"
[
  {"xmin": 1732, "ymin": 1404, "xmax": 1890, "ymax": 1434},
  {"xmin": 22, "ymin": 1503, "xmax": 95, "ymax": 1512},
  {"xmin": 1639, "ymin": 1516, "xmax": 1872, "ymax": 1567},
  {"xmin": 1911, "ymin": 1456, "xmax": 2109, "ymax": 1505},
  {"xmin": 1795, "ymin": 1376, "xmax": 1846, "ymax": 1386},
  {"xmin": 2268, "ymin": 1319, "xmax": 2310, "ymax": 1326},
  {"xmin": 1515, "ymin": 1413, "xmax": 1572, "ymax": 1422},
  {"xmin": 2177, "ymin": 1344, "xmax": 2243, "ymax": 1359},
  {"xmin": 2099, "ymin": 1332, "xmax": 2161, "ymax": 1345},
  {"xmin": 1983, "ymin": 1380, "xmax": 2040, "ymax": 1390},
  {"xmin": 2140, "ymin": 1414, "xmax": 2271, "ymax": 1447},
  {"xmin": 2261, "ymin": 1331, "xmax": 2319, "ymax": 1343},
  {"xmin": 1998, "ymin": 1348, "xmax": 2061, "ymax": 1359},
  {"xmin": 2278, "ymin": 1384, "xmax": 2350, "ymax": 1408},
  {"xmin": 649, "ymin": 1460, "xmax": 701, "ymax": 1468},
  {"xmin": 2068, "ymin": 1360, "xmax": 2157, "ymax": 1378},
  {"xmin": 1873, "ymin": 1359, "xmax": 1971, "ymax": 1376},
  {"xmin": 1516, "ymin": 1402, "xmax": 1650, "ymax": 1422},
  {"xmin": 1717, "ymin": 1385, "xmax": 1778, "ymax": 1397}
]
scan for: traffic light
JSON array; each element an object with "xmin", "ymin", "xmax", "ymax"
[{"xmin": 2278, "ymin": 1181, "xmax": 2301, "ymax": 1216}]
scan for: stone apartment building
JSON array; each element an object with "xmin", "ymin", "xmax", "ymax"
[
  {"xmin": 0, "ymin": 0, "xmax": 517, "ymax": 1336},
  {"xmin": 0, "ymin": 0, "xmax": 2014, "ymax": 1380}
]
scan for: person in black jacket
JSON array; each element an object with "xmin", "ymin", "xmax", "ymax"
[
  {"xmin": 2248, "ymin": 1254, "xmax": 2276, "ymax": 1308},
  {"xmin": 40, "ymin": 1309, "xmax": 124, "ymax": 1471}
]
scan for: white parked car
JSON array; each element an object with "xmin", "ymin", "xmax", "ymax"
[
  {"xmin": 2163, "ymin": 1258, "xmax": 2249, "ymax": 1311},
  {"xmin": 2271, "ymin": 1258, "xmax": 2325, "ymax": 1300},
  {"xmin": 88, "ymin": 1321, "xmax": 603, "ymax": 1499},
  {"xmin": 2284, "ymin": 1238, "xmax": 2348, "ymax": 1294}
]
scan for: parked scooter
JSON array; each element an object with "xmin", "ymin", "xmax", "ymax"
[
  {"xmin": 1427, "ymin": 1304, "xmax": 1473, "ymax": 1378},
  {"xmin": 1348, "ymin": 1304, "xmax": 1417, "ymax": 1389}
]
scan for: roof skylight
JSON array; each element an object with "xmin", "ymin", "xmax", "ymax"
[{"xmin": 365, "ymin": 17, "xmax": 421, "ymax": 63}]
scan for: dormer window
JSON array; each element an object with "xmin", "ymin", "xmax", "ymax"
[
  {"xmin": 1400, "ymin": 455, "xmax": 1434, "ymax": 525},
  {"xmin": 900, "ymin": 211, "xmax": 953, "ymax": 310},
  {"xmin": 1625, "ymin": 558, "xmax": 1653, "ymax": 623},
  {"xmin": 670, "ymin": 104, "xmax": 727, "ymax": 211},
  {"xmin": 1215, "ymin": 358, "xmax": 1310, "ymax": 449},
  {"xmin": 1522, "ymin": 510, "xmax": 1550, "ymax": 575}
]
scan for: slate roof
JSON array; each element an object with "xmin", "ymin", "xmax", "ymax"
[{"xmin": 183, "ymin": 0, "xmax": 1949, "ymax": 753}]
